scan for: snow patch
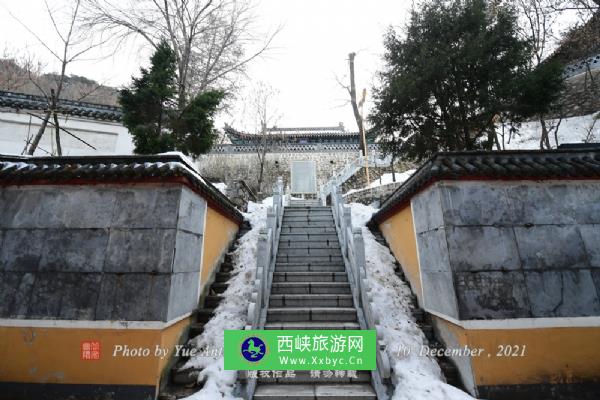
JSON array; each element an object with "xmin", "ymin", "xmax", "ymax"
[
  {"xmin": 180, "ymin": 199, "xmax": 270, "ymax": 400},
  {"xmin": 213, "ymin": 182, "xmax": 228, "ymax": 195},
  {"xmin": 345, "ymin": 169, "xmax": 416, "ymax": 197},
  {"xmin": 368, "ymin": 170, "xmax": 416, "ymax": 189},
  {"xmin": 350, "ymin": 203, "xmax": 477, "ymax": 400},
  {"xmin": 499, "ymin": 113, "xmax": 599, "ymax": 150}
]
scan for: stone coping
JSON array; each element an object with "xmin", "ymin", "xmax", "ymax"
[
  {"xmin": 369, "ymin": 148, "xmax": 600, "ymax": 226},
  {"xmin": 0, "ymin": 153, "xmax": 243, "ymax": 224},
  {"xmin": 0, "ymin": 90, "xmax": 122, "ymax": 122}
]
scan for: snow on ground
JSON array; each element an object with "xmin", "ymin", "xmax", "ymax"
[
  {"xmin": 345, "ymin": 169, "xmax": 417, "ymax": 197},
  {"xmin": 213, "ymin": 182, "xmax": 227, "ymax": 195},
  {"xmin": 368, "ymin": 170, "xmax": 417, "ymax": 189},
  {"xmin": 181, "ymin": 198, "xmax": 272, "ymax": 400},
  {"xmin": 350, "ymin": 203, "xmax": 477, "ymax": 400},
  {"xmin": 500, "ymin": 113, "xmax": 599, "ymax": 150}
]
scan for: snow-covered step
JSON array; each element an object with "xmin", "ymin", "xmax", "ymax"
[
  {"xmin": 253, "ymin": 383, "xmax": 376, "ymax": 399},
  {"xmin": 269, "ymin": 294, "xmax": 354, "ymax": 308},
  {"xmin": 257, "ymin": 370, "xmax": 371, "ymax": 384},
  {"xmin": 275, "ymin": 264, "xmax": 345, "ymax": 272},
  {"xmin": 270, "ymin": 282, "xmax": 351, "ymax": 295},
  {"xmin": 272, "ymin": 272, "xmax": 348, "ymax": 283},
  {"xmin": 266, "ymin": 307, "xmax": 357, "ymax": 322},
  {"xmin": 264, "ymin": 321, "xmax": 361, "ymax": 330}
]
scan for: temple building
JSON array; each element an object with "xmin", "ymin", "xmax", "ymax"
[{"xmin": 198, "ymin": 124, "xmax": 385, "ymax": 195}]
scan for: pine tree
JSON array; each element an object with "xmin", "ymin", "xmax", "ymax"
[
  {"xmin": 120, "ymin": 41, "xmax": 223, "ymax": 156},
  {"xmin": 371, "ymin": 0, "xmax": 564, "ymax": 161}
]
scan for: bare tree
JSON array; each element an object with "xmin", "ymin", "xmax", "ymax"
[
  {"xmin": 82, "ymin": 0, "xmax": 280, "ymax": 108},
  {"xmin": 248, "ymin": 81, "xmax": 280, "ymax": 194},
  {"xmin": 551, "ymin": 0, "xmax": 599, "ymax": 16},
  {"xmin": 514, "ymin": 0, "xmax": 567, "ymax": 149},
  {"xmin": 337, "ymin": 52, "xmax": 368, "ymax": 156},
  {"xmin": 7, "ymin": 0, "xmax": 108, "ymax": 155}
]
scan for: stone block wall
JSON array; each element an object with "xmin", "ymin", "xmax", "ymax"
[
  {"xmin": 0, "ymin": 184, "xmax": 207, "ymax": 322},
  {"xmin": 411, "ymin": 180, "xmax": 600, "ymax": 320},
  {"xmin": 196, "ymin": 150, "xmax": 361, "ymax": 197}
]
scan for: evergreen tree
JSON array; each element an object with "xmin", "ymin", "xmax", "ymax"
[
  {"xmin": 120, "ymin": 41, "xmax": 223, "ymax": 156},
  {"xmin": 371, "ymin": 0, "xmax": 564, "ymax": 161}
]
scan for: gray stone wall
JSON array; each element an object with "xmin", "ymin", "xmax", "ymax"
[
  {"xmin": 548, "ymin": 70, "xmax": 600, "ymax": 119},
  {"xmin": 196, "ymin": 150, "xmax": 361, "ymax": 197},
  {"xmin": 412, "ymin": 180, "xmax": 600, "ymax": 320},
  {"xmin": 0, "ymin": 184, "xmax": 207, "ymax": 322}
]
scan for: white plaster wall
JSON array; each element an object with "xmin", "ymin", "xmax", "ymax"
[{"xmin": 0, "ymin": 109, "xmax": 134, "ymax": 156}]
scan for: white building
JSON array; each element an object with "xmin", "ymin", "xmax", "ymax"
[{"xmin": 0, "ymin": 91, "xmax": 134, "ymax": 156}]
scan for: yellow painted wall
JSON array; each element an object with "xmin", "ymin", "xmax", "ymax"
[
  {"xmin": 378, "ymin": 204, "xmax": 423, "ymax": 300},
  {"xmin": 433, "ymin": 317, "xmax": 600, "ymax": 387},
  {"xmin": 0, "ymin": 317, "xmax": 190, "ymax": 387},
  {"xmin": 201, "ymin": 206, "xmax": 239, "ymax": 287}
]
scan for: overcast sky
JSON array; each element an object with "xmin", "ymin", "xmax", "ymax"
[{"xmin": 0, "ymin": 0, "xmax": 413, "ymax": 131}]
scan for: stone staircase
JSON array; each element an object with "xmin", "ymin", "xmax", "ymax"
[
  {"xmin": 370, "ymin": 230, "xmax": 464, "ymax": 390},
  {"xmin": 253, "ymin": 204, "xmax": 377, "ymax": 400},
  {"xmin": 158, "ymin": 220, "xmax": 252, "ymax": 400}
]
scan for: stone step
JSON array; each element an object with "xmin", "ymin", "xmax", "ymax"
[
  {"xmin": 279, "ymin": 241, "xmax": 340, "ymax": 249},
  {"xmin": 264, "ymin": 321, "xmax": 361, "ymax": 330},
  {"xmin": 267, "ymin": 307, "xmax": 357, "ymax": 322},
  {"xmin": 419, "ymin": 324, "xmax": 435, "ymax": 341},
  {"xmin": 158, "ymin": 386, "xmax": 199, "ymax": 400},
  {"xmin": 170, "ymin": 365, "xmax": 199, "ymax": 385},
  {"xmin": 221, "ymin": 262, "xmax": 234, "ymax": 272},
  {"xmin": 276, "ymin": 255, "xmax": 344, "ymax": 264},
  {"xmin": 269, "ymin": 294, "xmax": 354, "ymax": 308},
  {"xmin": 210, "ymin": 282, "xmax": 229, "ymax": 294},
  {"xmin": 413, "ymin": 308, "xmax": 426, "ymax": 323},
  {"xmin": 204, "ymin": 295, "xmax": 223, "ymax": 308},
  {"xmin": 271, "ymin": 282, "xmax": 351, "ymax": 295},
  {"xmin": 215, "ymin": 272, "xmax": 232, "ymax": 282},
  {"xmin": 284, "ymin": 210, "xmax": 332, "ymax": 217},
  {"xmin": 278, "ymin": 248, "xmax": 342, "ymax": 257},
  {"xmin": 253, "ymin": 383, "xmax": 376, "ymax": 399},
  {"xmin": 282, "ymin": 220, "xmax": 337, "ymax": 228},
  {"xmin": 275, "ymin": 264, "xmax": 346, "ymax": 273},
  {"xmin": 283, "ymin": 215, "xmax": 335, "ymax": 222},
  {"xmin": 195, "ymin": 308, "xmax": 215, "ymax": 323},
  {"xmin": 279, "ymin": 233, "xmax": 339, "ymax": 242},
  {"xmin": 281, "ymin": 226, "xmax": 337, "ymax": 234},
  {"xmin": 272, "ymin": 272, "xmax": 348, "ymax": 283},
  {"xmin": 189, "ymin": 322, "xmax": 205, "ymax": 337},
  {"xmin": 256, "ymin": 370, "xmax": 371, "ymax": 384}
]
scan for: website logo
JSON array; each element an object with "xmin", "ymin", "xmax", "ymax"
[{"xmin": 241, "ymin": 336, "xmax": 266, "ymax": 362}]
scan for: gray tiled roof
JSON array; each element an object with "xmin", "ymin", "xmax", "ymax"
[
  {"xmin": 0, "ymin": 91, "xmax": 122, "ymax": 122},
  {"xmin": 369, "ymin": 148, "xmax": 600, "ymax": 225},
  {"xmin": 0, "ymin": 154, "xmax": 243, "ymax": 223}
]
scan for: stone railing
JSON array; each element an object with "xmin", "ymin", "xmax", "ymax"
[
  {"xmin": 330, "ymin": 185, "xmax": 392, "ymax": 399},
  {"xmin": 320, "ymin": 152, "xmax": 391, "ymax": 204},
  {"xmin": 237, "ymin": 177, "xmax": 284, "ymax": 399}
]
